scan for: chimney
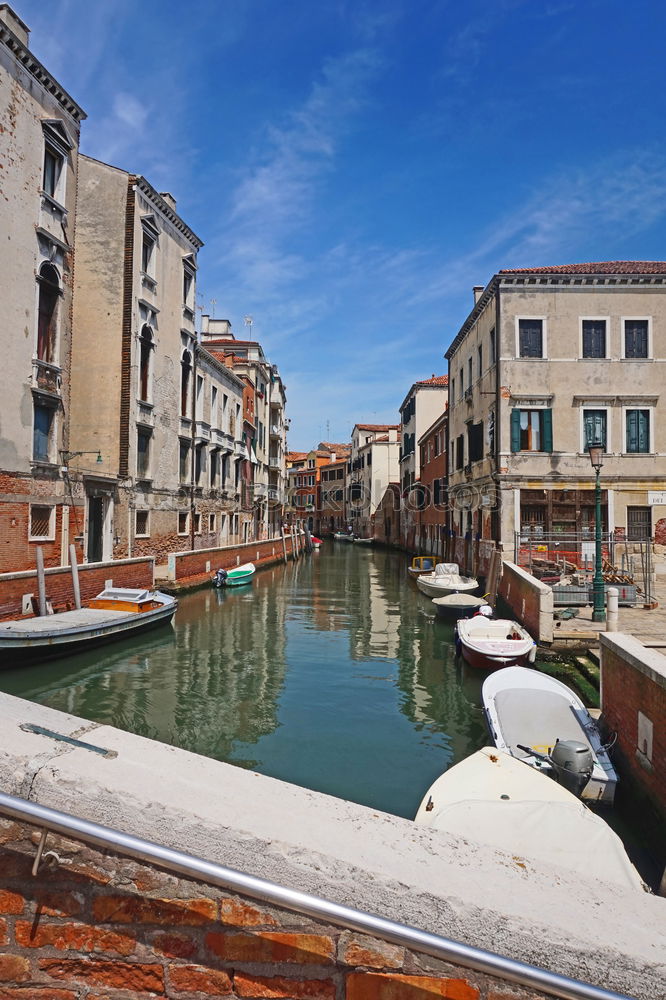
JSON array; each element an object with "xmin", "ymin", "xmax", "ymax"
[
  {"xmin": 160, "ymin": 192, "xmax": 177, "ymax": 211},
  {"xmin": 0, "ymin": 5, "xmax": 30, "ymax": 45},
  {"xmin": 473, "ymin": 285, "xmax": 484, "ymax": 304}
]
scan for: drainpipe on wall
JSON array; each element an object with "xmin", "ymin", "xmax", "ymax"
[
  {"xmin": 494, "ymin": 282, "xmax": 503, "ymax": 550},
  {"xmin": 190, "ymin": 345, "xmax": 197, "ymax": 552}
]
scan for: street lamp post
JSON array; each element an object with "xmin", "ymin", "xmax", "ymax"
[{"xmin": 588, "ymin": 442, "xmax": 605, "ymax": 622}]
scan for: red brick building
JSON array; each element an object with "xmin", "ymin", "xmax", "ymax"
[{"xmin": 414, "ymin": 411, "xmax": 448, "ymax": 557}]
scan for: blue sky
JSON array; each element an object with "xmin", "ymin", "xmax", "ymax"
[{"xmin": 18, "ymin": 0, "xmax": 666, "ymax": 449}]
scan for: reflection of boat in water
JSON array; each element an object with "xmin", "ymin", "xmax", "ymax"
[
  {"xmin": 353, "ymin": 536, "xmax": 374, "ymax": 545},
  {"xmin": 333, "ymin": 532, "xmax": 354, "ymax": 542},
  {"xmin": 483, "ymin": 666, "xmax": 618, "ymax": 805},
  {"xmin": 0, "ymin": 588, "xmax": 177, "ymax": 666},
  {"xmin": 414, "ymin": 747, "xmax": 643, "ymax": 891},
  {"xmin": 455, "ymin": 617, "xmax": 536, "ymax": 669}
]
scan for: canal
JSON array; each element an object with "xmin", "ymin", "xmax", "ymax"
[{"xmin": 0, "ymin": 544, "xmax": 489, "ymax": 820}]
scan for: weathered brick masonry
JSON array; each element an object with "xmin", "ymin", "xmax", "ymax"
[
  {"xmin": 165, "ymin": 534, "xmax": 299, "ymax": 589},
  {"xmin": 0, "ymin": 818, "xmax": 552, "ymax": 1000},
  {"xmin": 0, "ymin": 558, "xmax": 154, "ymax": 620}
]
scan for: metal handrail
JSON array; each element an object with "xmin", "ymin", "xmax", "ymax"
[{"xmin": 0, "ymin": 790, "xmax": 635, "ymax": 1000}]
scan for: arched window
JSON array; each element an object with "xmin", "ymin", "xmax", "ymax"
[
  {"xmin": 181, "ymin": 350, "xmax": 192, "ymax": 417},
  {"xmin": 139, "ymin": 325, "xmax": 153, "ymax": 401},
  {"xmin": 37, "ymin": 263, "xmax": 60, "ymax": 363}
]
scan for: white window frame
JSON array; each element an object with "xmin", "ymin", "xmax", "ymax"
[
  {"xmin": 209, "ymin": 512, "xmax": 216, "ymax": 533},
  {"xmin": 136, "ymin": 427, "xmax": 152, "ymax": 480},
  {"xmin": 514, "ymin": 316, "xmax": 547, "ymax": 359},
  {"xmin": 621, "ymin": 317, "xmax": 652, "ymax": 360},
  {"xmin": 29, "ymin": 503, "xmax": 55, "ymax": 541},
  {"xmin": 622, "ymin": 405, "xmax": 654, "ymax": 455},
  {"xmin": 579, "ymin": 316, "xmax": 610, "ymax": 360},
  {"xmin": 177, "ymin": 510, "xmax": 189, "ymax": 536},
  {"xmin": 211, "ymin": 385, "xmax": 218, "ymax": 424},
  {"xmin": 580, "ymin": 406, "xmax": 612, "ymax": 454},
  {"xmin": 135, "ymin": 509, "xmax": 150, "ymax": 538}
]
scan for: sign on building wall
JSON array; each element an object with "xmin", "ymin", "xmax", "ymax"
[{"xmin": 648, "ymin": 491, "xmax": 666, "ymax": 506}]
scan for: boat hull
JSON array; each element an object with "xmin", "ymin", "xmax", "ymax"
[
  {"xmin": 456, "ymin": 618, "xmax": 535, "ymax": 671},
  {"xmin": 416, "ymin": 575, "xmax": 479, "ymax": 598},
  {"xmin": 0, "ymin": 595, "xmax": 177, "ymax": 667},
  {"xmin": 459, "ymin": 642, "xmax": 532, "ymax": 670}
]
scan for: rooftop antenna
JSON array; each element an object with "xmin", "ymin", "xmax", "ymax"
[
  {"xmin": 326, "ymin": 419, "xmax": 330, "ymax": 439},
  {"xmin": 210, "ymin": 298, "xmax": 217, "ymax": 318},
  {"xmin": 244, "ymin": 315, "xmax": 253, "ymax": 333}
]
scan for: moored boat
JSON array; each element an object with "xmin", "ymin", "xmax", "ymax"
[
  {"xmin": 0, "ymin": 587, "xmax": 177, "ymax": 666},
  {"xmin": 213, "ymin": 562, "xmax": 256, "ymax": 587},
  {"xmin": 407, "ymin": 555, "xmax": 436, "ymax": 577},
  {"xmin": 415, "ymin": 563, "xmax": 479, "ymax": 598},
  {"xmin": 333, "ymin": 532, "xmax": 354, "ymax": 542},
  {"xmin": 432, "ymin": 593, "xmax": 490, "ymax": 617},
  {"xmin": 353, "ymin": 536, "xmax": 374, "ymax": 545},
  {"xmin": 482, "ymin": 665, "xmax": 618, "ymax": 805},
  {"xmin": 414, "ymin": 747, "xmax": 643, "ymax": 890},
  {"xmin": 455, "ymin": 617, "xmax": 536, "ymax": 670}
]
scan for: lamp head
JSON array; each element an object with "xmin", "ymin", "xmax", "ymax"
[
  {"xmin": 96, "ymin": 451, "xmax": 103, "ymax": 464},
  {"xmin": 588, "ymin": 441, "xmax": 604, "ymax": 472}
]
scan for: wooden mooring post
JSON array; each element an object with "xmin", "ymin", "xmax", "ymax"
[
  {"xmin": 69, "ymin": 544, "xmax": 82, "ymax": 610},
  {"xmin": 35, "ymin": 547, "xmax": 47, "ymax": 617}
]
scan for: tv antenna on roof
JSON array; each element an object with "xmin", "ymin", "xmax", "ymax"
[
  {"xmin": 210, "ymin": 298, "xmax": 217, "ymax": 318},
  {"xmin": 244, "ymin": 315, "xmax": 253, "ymax": 330}
]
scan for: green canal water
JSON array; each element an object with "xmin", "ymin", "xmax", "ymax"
[{"xmin": 0, "ymin": 544, "xmax": 490, "ymax": 820}]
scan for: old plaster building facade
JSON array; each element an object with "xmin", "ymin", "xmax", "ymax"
[
  {"xmin": 69, "ymin": 154, "xmax": 232, "ymax": 562},
  {"xmin": 398, "ymin": 375, "xmax": 448, "ymax": 550},
  {"xmin": 349, "ymin": 424, "xmax": 399, "ymax": 538},
  {"xmin": 446, "ymin": 262, "xmax": 666, "ymax": 553},
  {"xmin": 0, "ymin": 5, "xmax": 86, "ymax": 572}
]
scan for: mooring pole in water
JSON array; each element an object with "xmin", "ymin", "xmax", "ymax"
[
  {"xmin": 281, "ymin": 529, "xmax": 288, "ymax": 564},
  {"xmin": 304, "ymin": 523, "xmax": 312, "ymax": 553},
  {"xmin": 35, "ymin": 547, "xmax": 47, "ymax": 617},
  {"xmin": 69, "ymin": 544, "xmax": 82, "ymax": 610}
]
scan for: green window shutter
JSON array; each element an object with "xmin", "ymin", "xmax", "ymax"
[
  {"xmin": 542, "ymin": 408, "xmax": 553, "ymax": 452},
  {"xmin": 510, "ymin": 409, "xmax": 521, "ymax": 452},
  {"xmin": 626, "ymin": 410, "xmax": 638, "ymax": 452}
]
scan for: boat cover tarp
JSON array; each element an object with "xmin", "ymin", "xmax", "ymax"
[{"xmin": 494, "ymin": 689, "xmax": 584, "ymax": 756}]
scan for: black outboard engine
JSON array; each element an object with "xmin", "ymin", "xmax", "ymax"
[
  {"xmin": 213, "ymin": 568, "xmax": 227, "ymax": 588},
  {"xmin": 549, "ymin": 739, "xmax": 594, "ymax": 798}
]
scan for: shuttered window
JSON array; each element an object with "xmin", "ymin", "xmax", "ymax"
[
  {"xmin": 624, "ymin": 320, "xmax": 649, "ymax": 358},
  {"xmin": 626, "ymin": 409, "xmax": 650, "ymax": 453},
  {"xmin": 518, "ymin": 319, "xmax": 543, "ymax": 358},
  {"xmin": 582, "ymin": 320, "xmax": 607, "ymax": 358},
  {"xmin": 582, "ymin": 409, "xmax": 607, "ymax": 449},
  {"xmin": 510, "ymin": 409, "xmax": 552, "ymax": 452}
]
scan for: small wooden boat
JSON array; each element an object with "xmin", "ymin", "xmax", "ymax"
[
  {"xmin": 353, "ymin": 536, "xmax": 374, "ymax": 545},
  {"xmin": 407, "ymin": 555, "xmax": 436, "ymax": 577},
  {"xmin": 482, "ymin": 666, "xmax": 618, "ymax": 805},
  {"xmin": 455, "ymin": 617, "xmax": 536, "ymax": 669},
  {"xmin": 213, "ymin": 562, "xmax": 256, "ymax": 587},
  {"xmin": 333, "ymin": 532, "xmax": 354, "ymax": 542},
  {"xmin": 311, "ymin": 536, "xmax": 323, "ymax": 549},
  {"xmin": 414, "ymin": 747, "xmax": 642, "ymax": 890},
  {"xmin": 432, "ymin": 593, "xmax": 489, "ymax": 617},
  {"xmin": 0, "ymin": 588, "xmax": 177, "ymax": 666},
  {"xmin": 415, "ymin": 563, "xmax": 479, "ymax": 598}
]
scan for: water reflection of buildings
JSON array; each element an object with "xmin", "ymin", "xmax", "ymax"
[{"xmin": 1, "ymin": 575, "xmax": 288, "ymax": 766}]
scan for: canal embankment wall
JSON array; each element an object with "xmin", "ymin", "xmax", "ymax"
[
  {"xmin": 0, "ymin": 692, "xmax": 664, "ymax": 999},
  {"xmin": 159, "ymin": 532, "xmax": 302, "ymax": 591},
  {"xmin": 0, "ymin": 557, "xmax": 155, "ymax": 621},
  {"xmin": 600, "ymin": 633, "xmax": 666, "ymax": 842},
  {"xmin": 497, "ymin": 561, "xmax": 554, "ymax": 644}
]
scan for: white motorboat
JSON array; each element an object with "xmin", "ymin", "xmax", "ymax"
[
  {"xmin": 455, "ymin": 616, "xmax": 536, "ymax": 669},
  {"xmin": 353, "ymin": 536, "xmax": 374, "ymax": 545},
  {"xmin": 0, "ymin": 588, "xmax": 177, "ymax": 666},
  {"xmin": 333, "ymin": 532, "xmax": 354, "ymax": 543},
  {"xmin": 414, "ymin": 747, "xmax": 644, "ymax": 891},
  {"xmin": 432, "ymin": 593, "xmax": 489, "ymax": 617},
  {"xmin": 482, "ymin": 666, "xmax": 618, "ymax": 805},
  {"xmin": 416, "ymin": 562, "xmax": 479, "ymax": 598}
]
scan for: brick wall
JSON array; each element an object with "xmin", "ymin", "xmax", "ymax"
[
  {"xmin": 167, "ymin": 534, "xmax": 299, "ymax": 588},
  {"xmin": 0, "ymin": 471, "xmax": 86, "ymax": 574},
  {"xmin": 0, "ymin": 558, "xmax": 154, "ymax": 620},
  {"xmin": 497, "ymin": 561, "xmax": 553, "ymax": 643},
  {"xmin": 600, "ymin": 635, "xmax": 666, "ymax": 823},
  {"xmin": 0, "ymin": 817, "xmax": 553, "ymax": 1000}
]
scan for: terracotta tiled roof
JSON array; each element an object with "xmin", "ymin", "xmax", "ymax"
[
  {"xmin": 318, "ymin": 441, "xmax": 351, "ymax": 454},
  {"xmin": 355, "ymin": 424, "xmax": 399, "ymax": 432},
  {"xmin": 499, "ymin": 261, "xmax": 666, "ymax": 275},
  {"xmin": 415, "ymin": 374, "xmax": 449, "ymax": 386},
  {"xmin": 287, "ymin": 451, "xmax": 307, "ymax": 461}
]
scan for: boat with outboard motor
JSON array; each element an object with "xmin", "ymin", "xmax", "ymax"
[
  {"xmin": 212, "ymin": 563, "xmax": 256, "ymax": 587},
  {"xmin": 482, "ymin": 665, "xmax": 618, "ymax": 805},
  {"xmin": 414, "ymin": 746, "xmax": 643, "ymax": 891},
  {"xmin": 407, "ymin": 555, "xmax": 435, "ymax": 577}
]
